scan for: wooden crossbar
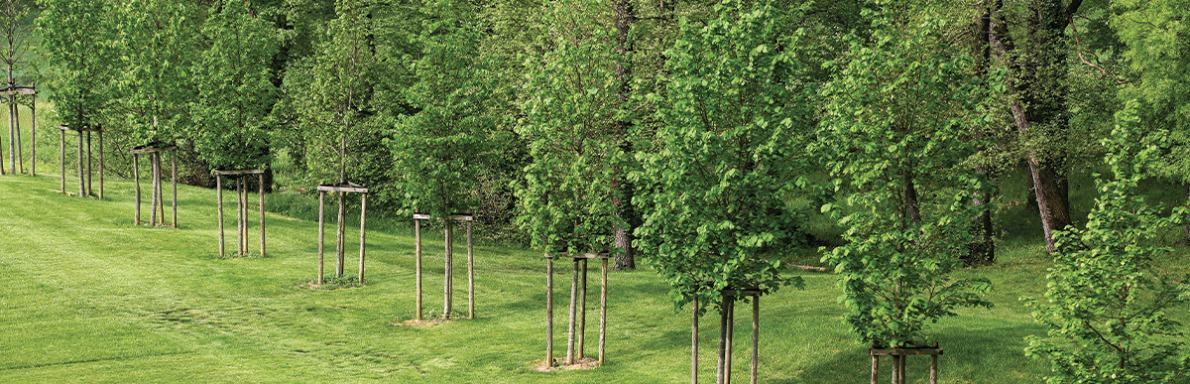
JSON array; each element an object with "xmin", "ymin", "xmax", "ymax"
[
  {"xmin": 130, "ymin": 146, "xmax": 178, "ymax": 154},
  {"xmin": 412, "ymin": 213, "xmax": 474, "ymax": 221},
  {"xmin": 316, "ymin": 184, "xmax": 369, "ymax": 193},
  {"xmin": 212, "ymin": 169, "xmax": 266, "ymax": 176},
  {"xmin": 58, "ymin": 125, "xmax": 103, "ymax": 132}
]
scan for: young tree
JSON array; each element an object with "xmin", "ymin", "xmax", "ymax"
[
  {"xmin": 37, "ymin": 0, "xmax": 117, "ymax": 139},
  {"xmin": 389, "ymin": 0, "xmax": 504, "ymax": 220},
  {"xmin": 188, "ymin": 0, "xmax": 278, "ymax": 171},
  {"xmin": 1025, "ymin": 102, "xmax": 1190, "ymax": 384},
  {"xmin": 0, "ymin": 0, "xmax": 31, "ymax": 175},
  {"xmin": 293, "ymin": 0, "xmax": 387, "ymax": 274},
  {"xmin": 115, "ymin": 0, "xmax": 202, "ymax": 149},
  {"xmin": 1111, "ymin": 0, "xmax": 1190, "ymax": 244},
  {"xmin": 819, "ymin": 9, "xmax": 994, "ymax": 355},
  {"xmin": 517, "ymin": 0, "xmax": 625, "ymax": 258},
  {"xmin": 633, "ymin": 0, "xmax": 811, "ymax": 316}
]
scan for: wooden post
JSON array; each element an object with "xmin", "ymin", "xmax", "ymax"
[
  {"xmin": 58, "ymin": 129, "xmax": 64, "ymax": 193},
  {"xmin": 85, "ymin": 131, "xmax": 91, "ymax": 196},
  {"xmin": 750, "ymin": 296, "xmax": 758, "ymax": 384},
  {"xmin": 726, "ymin": 297, "xmax": 734, "ymax": 384},
  {"xmin": 599, "ymin": 257, "xmax": 607, "ymax": 366},
  {"xmin": 930, "ymin": 354, "xmax": 938, "ymax": 384},
  {"xmin": 358, "ymin": 193, "xmax": 367, "ymax": 284},
  {"xmin": 150, "ymin": 154, "xmax": 159, "ymax": 226},
  {"xmin": 76, "ymin": 130, "xmax": 83, "ymax": 197},
  {"xmin": 444, "ymin": 221, "xmax": 453, "ymax": 319},
  {"xmin": 899, "ymin": 352, "xmax": 906, "ymax": 384},
  {"xmin": 890, "ymin": 355, "xmax": 899, "ymax": 384},
  {"xmin": 158, "ymin": 155, "xmax": 165, "ymax": 223},
  {"xmin": 14, "ymin": 104, "xmax": 21, "ymax": 175},
  {"xmin": 578, "ymin": 259, "xmax": 587, "ymax": 359},
  {"xmin": 6, "ymin": 102, "xmax": 12, "ymax": 174},
  {"xmin": 415, "ymin": 218, "xmax": 422, "ymax": 321},
  {"xmin": 717, "ymin": 295, "xmax": 729, "ymax": 384},
  {"xmin": 317, "ymin": 191, "xmax": 325, "ymax": 285},
  {"xmin": 566, "ymin": 258, "xmax": 579, "ymax": 365},
  {"xmin": 240, "ymin": 178, "xmax": 247, "ymax": 255},
  {"xmin": 692, "ymin": 296, "xmax": 699, "ymax": 384},
  {"xmin": 258, "ymin": 173, "xmax": 265, "ymax": 257},
  {"xmin": 870, "ymin": 354, "xmax": 879, "ymax": 384},
  {"xmin": 97, "ymin": 131, "xmax": 103, "ymax": 200},
  {"xmin": 216, "ymin": 175, "xmax": 224, "ymax": 258},
  {"xmin": 467, "ymin": 220, "xmax": 474, "ymax": 320},
  {"xmin": 236, "ymin": 178, "xmax": 243, "ymax": 256},
  {"xmin": 133, "ymin": 154, "xmax": 140, "ymax": 224},
  {"xmin": 335, "ymin": 192, "xmax": 345, "ymax": 276},
  {"xmin": 170, "ymin": 150, "xmax": 176, "ymax": 227},
  {"xmin": 546, "ymin": 254, "xmax": 554, "ymax": 368},
  {"xmin": 29, "ymin": 96, "xmax": 34, "ymax": 177}
]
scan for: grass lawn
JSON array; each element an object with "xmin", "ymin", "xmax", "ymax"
[{"xmin": 1, "ymin": 172, "xmax": 1187, "ymax": 383}]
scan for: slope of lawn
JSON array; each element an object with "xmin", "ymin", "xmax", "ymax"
[{"xmin": 1, "ymin": 171, "xmax": 1187, "ymax": 384}]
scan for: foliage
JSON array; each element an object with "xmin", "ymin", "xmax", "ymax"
[
  {"xmin": 187, "ymin": 0, "xmax": 278, "ymax": 171},
  {"xmin": 818, "ymin": 9, "xmax": 994, "ymax": 348},
  {"xmin": 37, "ymin": 0, "xmax": 118, "ymax": 129},
  {"xmin": 515, "ymin": 0, "xmax": 625, "ymax": 255},
  {"xmin": 387, "ymin": 0, "xmax": 508, "ymax": 219},
  {"xmin": 631, "ymin": 0, "xmax": 813, "ymax": 312},
  {"xmin": 1025, "ymin": 102, "xmax": 1190, "ymax": 384},
  {"xmin": 113, "ymin": 0, "xmax": 202, "ymax": 146}
]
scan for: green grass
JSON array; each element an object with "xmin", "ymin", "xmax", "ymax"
[{"xmin": 1, "ymin": 171, "xmax": 1188, "ymax": 383}]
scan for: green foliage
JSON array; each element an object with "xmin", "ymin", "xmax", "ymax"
[
  {"xmin": 188, "ymin": 0, "xmax": 279, "ymax": 171},
  {"xmin": 818, "ymin": 10, "xmax": 994, "ymax": 348},
  {"xmin": 113, "ymin": 0, "xmax": 202, "ymax": 146},
  {"xmin": 387, "ymin": 0, "xmax": 508, "ymax": 219},
  {"xmin": 1025, "ymin": 102, "xmax": 1190, "ymax": 384},
  {"xmin": 37, "ymin": 0, "xmax": 118, "ymax": 129},
  {"xmin": 632, "ymin": 0, "xmax": 813, "ymax": 312},
  {"xmin": 515, "ymin": 0, "xmax": 625, "ymax": 255}
]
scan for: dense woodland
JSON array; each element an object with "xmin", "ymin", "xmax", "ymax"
[{"xmin": 2, "ymin": 0, "xmax": 1190, "ymax": 382}]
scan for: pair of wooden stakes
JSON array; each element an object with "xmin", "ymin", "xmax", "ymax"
[
  {"xmin": 214, "ymin": 170, "xmax": 266, "ymax": 258},
  {"xmin": 57, "ymin": 125, "xmax": 105, "ymax": 199},
  {"xmin": 131, "ymin": 145, "xmax": 177, "ymax": 227},
  {"xmin": 690, "ymin": 289, "xmax": 763, "ymax": 384},
  {"xmin": 412, "ymin": 213, "xmax": 476, "ymax": 321},
  {"xmin": 870, "ymin": 343, "xmax": 942, "ymax": 384},
  {"xmin": 315, "ymin": 183, "xmax": 370, "ymax": 284},
  {"xmin": 1, "ymin": 85, "xmax": 36, "ymax": 177},
  {"xmin": 544, "ymin": 253, "xmax": 609, "ymax": 369}
]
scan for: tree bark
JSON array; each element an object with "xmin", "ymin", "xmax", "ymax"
[
  {"xmin": 967, "ymin": 188, "xmax": 996, "ymax": 264},
  {"xmin": 611, "ymin": 0, "xmax": 637, "ymax": 271},
  {"xmin": 988, "ymin": 0, "xmax": 1074, "ymax": 252},
  {"xmin": 901, "ymin": 172, "xmax": 921, "ymax": 222}
]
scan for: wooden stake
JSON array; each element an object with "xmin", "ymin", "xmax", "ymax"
[
  {"xmin": 870, "ymin": 354, "xmax": 879, "ymax": 384},
  {"xmin": 29, "ymin": 96, "xmax": 34, "ymax": 177},
  {"xmin": 236, "ymin": 177, "xmax": 243, "ymax": 256},
  {"xmin": 891, "ymin": 355, "xmax": 899, "ymax": 384},
  {"xmin": 240, "ymin": 178, "xmax": 247, "ymax": 255},
  {"xmin": 930, "ymin": 354, "xmax": 938, "ymax": 384},
  {"xmin": 170, "ymin": 150, "xmax": 176, "ymax": 227},
  {"xmin": 899, "ymin": 353, "xmax": 906, "ymax": 384},
  {"xmin": 546, "ymin": 254, "xmax": 554, "ymax": 368},
  {"xmin": 216, "ymin": 175, "xmax": 224, "ymax": 258},
  {"xmin": 76, "ymin": 131, "xmax": 83, "ymax": 197},
  {"xmin": 717, "ymin": 295, "xmax": 729, "ymax": 384},
  {"xmin": 726, "ymin": 298, "xmax": 734, "ymax": 384},
  {"xmin": 750, "ymin": 297, "xmax": 758, "ymax": 384},
  {"xmin": 97, "ymin": 131, "xmax": 103, "ymax": 200},
  {"xmin": 335, "ymin": 192, "xmax": 345, "ymax": 276},
  {"xmin": 58, "ymin": 129, "xmax": 64, "ymax": 193},
  {"xmin": 692, "ymin": 296, "xmax": 699, "ymax": 384},
  {"xmin": 358, "ymin": 193, "xmax": 367, "ymax": 284},
  {"xmin": 258, "ymin": 173, "xmax": 265, "ymax": 257},
  {"xmin": 444, "ymin": 221, "xmax": 453, "ymax": 319},
  {"xmin": 150, "ymin": 154, "xmax": 159, "ymax": 226},
  {"xmin": 158, "ymin": 155, "xmax": 165, "ymax": 223},
  {"xmin": 578, "ymin": 259, "xmax": 587, "ymax": 359},
  {"xmin": 599, "ymin": 257, "xmax": 607, "ymax": 366},
  {"xmin": 85, "ymin": 131, "xmax": 91, "ymax": 196},
  {"xmin": 566, "ymin": 258, "xmax": 579, "ymax": 365},
  {"xmin": 133, "ymin": 154, "xmax": 140, "ymax": 223},
  {"xmin": 317, "ymin": 191, "xmax": 325, "ymax": 285},
  {"xmin": 14, "ymin": 104, "xmax": 22, "ymax": 174},
  {"xmin": 415, "ymin": 218, "xmax": 422, "ymax": 321},
  {"xmin": 467, "ymin": 220, "xmax": 474, "ymax": 319}
]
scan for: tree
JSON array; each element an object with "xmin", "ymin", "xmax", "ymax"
[
  {"xmin": 115, "ymin": 0, "xmax": 202, "ymax": 148},
  {"xmin": 0, "ymin": 0, "xmax": 32, "ymax": 175},
  {"xmin": 188, "ymin": 0, "xmax": 278, "ymax": 171},
  {"xmin": 388, "ymin": 0, "xmax": 505, "ymax": 220},
  {"xmin": 37, "ymin": 0, "xmax": 117, "ymax": 132},
  {"xmin": 819, "ymin": 9, "xmax": 994, "ymax": 352},
  {"xmin": 516, "ymin": 0, "xmax": 625, "ymax": 257},
  {"xmin": 1025, "ymin": 102, "xmax": 1190, "ymax": 384},
  {"xmin": 1111, "ymin": 0, "xmax": 1190, "ymax": 244},
  {"xmin": 633, "ymin": 0, "xmax": 811, "ymax": 314}
]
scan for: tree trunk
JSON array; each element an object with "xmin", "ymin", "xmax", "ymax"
[
  {"xmin": 336, "ymin": 191, "xmax": 346, "ymax": 277},
  {"xmin": 901, "ymin": 172, "xmax": 921, "ymax": 222},
  {"xmin": 988, "ymin": 0, "xmax": 1075, "ymax": 253},
  {"xmin": 1183, "ymin": 182, "xmax": 1190, "ymax": 245},
  {"xmin": 967, "ymin": 188, "xmax": 996, "ymax": 264},
  {"xmin": 611, "ymin": 0, "xmax": 637, "ymax": 271}
]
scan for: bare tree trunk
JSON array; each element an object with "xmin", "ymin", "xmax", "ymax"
[
  {"xmin": 336, "ymin": 191, "xmax": 346, "ymax": 276},
  {"xmin": 967, "ymin": 187, "xmax": 996, "ymax": 264},
  {"xmin": 611, "ymin": 0, "xmax": 637, "ymax": 271},
  {"xmin": 902, "ymin": 172, "xmax": 921, "ymax": 222}
]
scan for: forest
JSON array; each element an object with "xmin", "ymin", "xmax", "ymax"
[{"xmin": 1, "ymin": 0, "xmax": 1189, "ymax": 383}]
